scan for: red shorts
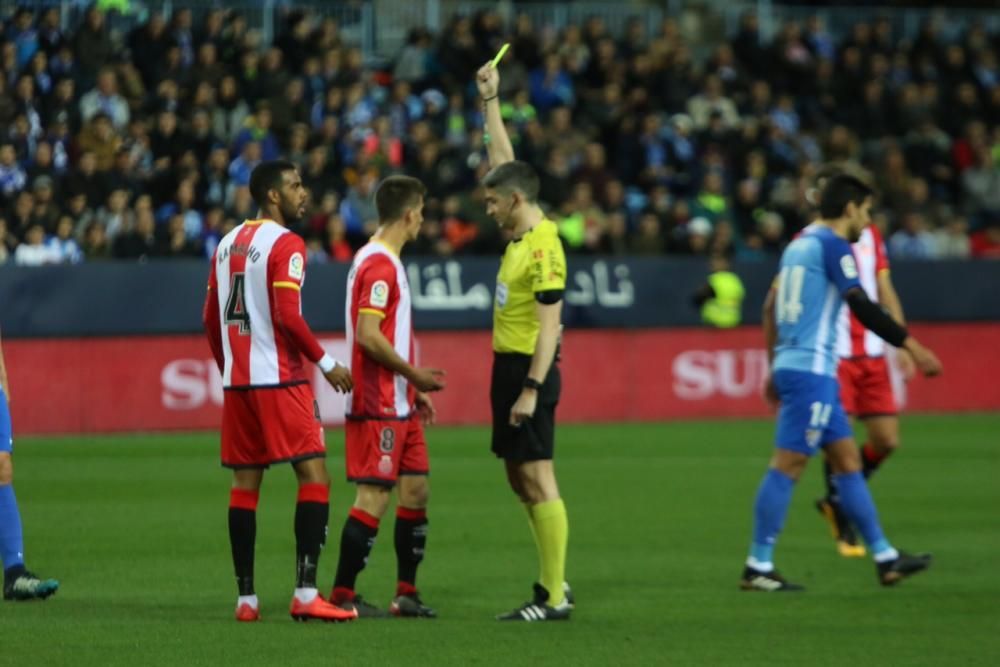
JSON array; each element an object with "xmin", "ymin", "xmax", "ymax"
[
  {"xmin": 221, "ymin": 383, "xmax": 325, "ymax": 468},
  {"xmin": 345, "ymin": 415, "xmax": 428, "ymax": 487},
  {"xmin": 838, "ymin": 356, "xmax": 898, "ymax": 418}
]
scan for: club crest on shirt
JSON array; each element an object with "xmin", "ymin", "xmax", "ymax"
[
  {"xmin": 371, "ymin": 280, "xmax": 389, "ymax": 308},
  {"xmin": 288, "ymin": 252, "xmax": 304, "ymax": 280}
]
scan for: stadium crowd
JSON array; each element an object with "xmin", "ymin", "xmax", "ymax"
[{"xmin": 1, "ymin": 4, "xmax": 1000, "ymax": 266}]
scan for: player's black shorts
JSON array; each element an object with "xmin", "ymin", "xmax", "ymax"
[{"xmin": 490, "ymin": 352, "xmax": 561, "ymax": 462}]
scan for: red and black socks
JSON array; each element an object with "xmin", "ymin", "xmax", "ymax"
[
  {"xmin": 228, "ymin": 488, "xmax": 259, "ymax": 596},
  {"xmin": 294, "ymin": 483, "xmax": 329, "ymax": 589},
  {"xmin": 394, "ymin": 507, "xmax": 428, "ymax": 595},
  {"xmin": 332, "ymin": 507, "xmax": 379, "ymax": 604}
]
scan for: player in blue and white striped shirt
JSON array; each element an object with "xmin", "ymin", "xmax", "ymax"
[{"xmin": 741, "ymin": 174, "xmax": 943, "ymax": 591}]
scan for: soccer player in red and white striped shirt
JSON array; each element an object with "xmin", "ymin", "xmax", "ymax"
[
  {"xmin": 815, "ymin": 220, "xmax": 919, "ymax": 556},
  {"xmin": 329, "ymin": 176, "xmax": 445, "ymax": 619},
  {"xmin": 203, "ymin": 160, "xmax": 356, "ymax": 623}
]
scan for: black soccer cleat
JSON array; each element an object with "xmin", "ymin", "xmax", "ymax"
[
  {"xmin": 390, "ymin": 592, "xmax": 437, "ymax": 618},
  {"xmin": 496, "ymin": 583, "xmax": 571, "ymax": 621},
  {"xmin": 339, "ymin": 594, "xmax": 391, "ymax": 618},
  {"xmin": 3, "ymin": 570, "xmax": 59, "ymax": 601},
  {"xmin": 562, "ymin": 581, "xmax": 575, "ymax": 610},
  {"xmin": 815, "ymin": 498, "xmax": 867, "ymax": 558},
  {"xmin": 877, "ymin": 551, "xmax": 932, "ymax": 586},
  {"xmin": 740, "ymin": 566, "xmax": 805, "ymax": 592}
]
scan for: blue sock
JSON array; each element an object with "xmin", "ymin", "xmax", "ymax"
[
  {"xmin": 833, "ymin": 471, "xmax": 895, "ymax": 557},
  {"xmin": 0, "ymin": 484, "xmax": 25, "ymax": 572},
  {"xmin": 748, "ymin": 468, "xmax": 796, "ymax": 568}
]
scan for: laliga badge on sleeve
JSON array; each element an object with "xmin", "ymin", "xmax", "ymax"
[
  {"xmin": 371, "ymin": 280, "xmax": 390, "ymax": 308},
  {"xmin": 289, "ymin": 252, "xmax": 304, "ymax": 280}
]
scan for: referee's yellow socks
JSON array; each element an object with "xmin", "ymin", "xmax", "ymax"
[{"xmin": 530, "ymin": 498, "xmax": 569, "ymax": 605}]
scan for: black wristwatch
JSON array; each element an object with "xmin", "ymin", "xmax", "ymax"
[{"xmin": 523, "ymin": 377, "xmax": 543, "ymax": 391}]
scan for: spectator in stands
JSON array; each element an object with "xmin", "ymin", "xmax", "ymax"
[
  {"xmin": 47, "ymin": 215, "xmax": 82, "ymax": 264},
  {"xmin": 0, "ymin": 217, "xmax": 11, "ymax": 264},
  {"xmin": 0, "ymin": 142, "xmax": 27, "ymax": 203},
  {"xmin": 14, "ymin": 222, "xmax": 59, "ymax": 266},
  {"xmin": 933, "ymin": 215, "xmax": 972, "ymax": 259},
  {"xmin": 112, "ymin": 203, "xmax": 157, "ymax": 260},
  {"xmin": 79, "ymin": 68, "xmax": 129, "ymax": 131},
  {"xmin": 962, "ymin": 146, "xmax": 1000, "ymax": 226},
  {"xmin": 890, "ymin": 212, "xmax": 936, "ymax": 259},
  {"xmin": 970, "ymin": 220, "xmax": 1000, "ymax": 258},
  {"xmin": 228, "ymin": 141, "xmax": 262, "ymax": 188},
  {"xmin": 81, "ymin": 220, "xmax": 111, "ymax": 260}
]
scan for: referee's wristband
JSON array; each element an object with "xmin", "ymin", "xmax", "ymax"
[
  {"xmin": 523, "ymin": 377, "xmax": 543, "ymax": 391},
  {"xmin": 317, "ymin": 354, "xmax": 341, "ymax": 373}
]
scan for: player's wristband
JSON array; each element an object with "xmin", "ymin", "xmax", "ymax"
[
  {"xmin": 317, "ymin": 354, "xmax": 340, "ymax": 373},
  {"xmin": 482, "ymin": 95, "xmax": 498, "ymax": 102},
  {"xmin": 523, "ymin": 377, "xmax": 543, "ymax": 391}
]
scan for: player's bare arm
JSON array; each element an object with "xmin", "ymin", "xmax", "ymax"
[
  {"xmin": 476, "ymin": 63, "xmax": 514, "ymax": 167},
  {"xmin": 323, "ymin": 365, "xmax": 353, "ymax": 393},
  {"xmin": 356, "ymin": 312, "xmax": 445, "ymax": 393},
  {"xmin": 844, "ymin": 286, "xmax": 942, "ymax": 377},
  {"xmin": 415, "ymin": 392, "xmax": 437, "ymax": 426},
  {"xmin": 510, "ymin": 300, "xmax": 562, "ymax": 427},
  {"xmin": 876, "ymin": 270, "xmax": 916, "ymax": 378}
]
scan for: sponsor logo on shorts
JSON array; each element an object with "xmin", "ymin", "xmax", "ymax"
[{"xmin": 378, "ymin": 454, "xmax": 393, "ymax": 475}]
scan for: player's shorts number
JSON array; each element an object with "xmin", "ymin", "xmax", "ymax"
[
  {"xmin": 225, "ymin": 273, "xmax": 251, "ymax": 335},
  {"xmin": 805, "ymin": 400, "xmax": 833, "ymax": 449},
  {"xmin": 776, "ymin": 265, "xmax": 805, "ymax": 324},
  {"xmin": 379, "ymin": 427, "xmax": 395, "ymax": 453},
  {"xmin": 809, "ymin": 401, "xmax": 832, "ymax": 428}
]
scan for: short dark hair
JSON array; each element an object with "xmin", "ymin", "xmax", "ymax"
[
  {"xmin": 482, "ymin": 160, "xmax": 540, "ymax": 202},
  {"xmin": 249, "ymin": 160, "xmax": 297, "ymax": 206},
  {"xmin": 374, "ymin": 175, "xmax": 427, "ymax": 222},
  {"xmin": 818, "ymin": 174, "xmax": 874, "ymax": 219}
]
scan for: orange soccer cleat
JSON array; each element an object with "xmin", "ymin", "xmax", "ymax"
[
  {"xmin": 289, "ymin": 594, "xmax": 359, "ymax": 622},
  {"xmin": 235, "ymin": 602, "xmax": 260, "ymax": 622}
]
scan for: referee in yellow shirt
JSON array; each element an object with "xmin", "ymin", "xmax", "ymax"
[{"xmin": 476, "ymin": 62, "xmax": 572, "ymax": 622}]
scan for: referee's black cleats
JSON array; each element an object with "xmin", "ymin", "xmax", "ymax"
[
  {"xmin": 496, "ymin": 583, "xmax": 572, "ymax": 621},
  {"xmin": 740, "ymin": 566, "xmax": 805, "ymax": 592},
  {"xmin": 877, "ymin": 551, "xmax": 932, "ymax": 586}
]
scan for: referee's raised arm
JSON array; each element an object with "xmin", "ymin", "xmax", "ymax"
[{"xmin": 476, "ymin": 62, "xmax": 514, "ymax": 167}]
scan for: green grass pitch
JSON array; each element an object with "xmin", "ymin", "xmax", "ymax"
[{"xmin": 2, "ymin": 415, "xmax": 998, "ymax": 666}]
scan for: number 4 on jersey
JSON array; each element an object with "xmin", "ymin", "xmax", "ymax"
[
  {"xmin": 225, "ymin": 273, "xmax": 251, "ymax": 334},
  {"xmin": 776, "ymin": 265, "xmax": 805, "ymax": 324}
]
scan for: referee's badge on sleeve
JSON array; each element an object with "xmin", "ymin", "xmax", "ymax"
[{"xmin": 496, "ymin": 281, "xmax": 508, "ymax": 308}]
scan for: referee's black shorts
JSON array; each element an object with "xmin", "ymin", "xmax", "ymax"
[{"xmin": 490, "ymin": 352, "xmax": 561, "ymax": 462}]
